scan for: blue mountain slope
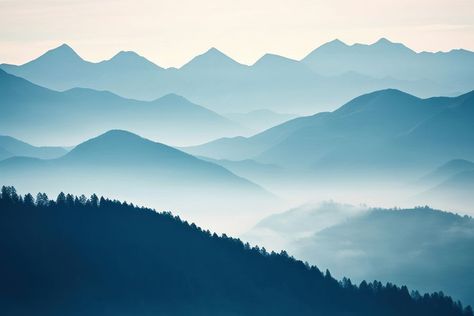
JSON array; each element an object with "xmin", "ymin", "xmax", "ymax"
[
  {"xmin": 0, "ymin": 135, "xmax": 67, "ymax": 160},
  {"xmin": 188, "ymin": 89, "xmax": 474, "ymax": 177},
  {"xmin": 0, "ymin": 69, "xmax": 242, "ymax": 146}
]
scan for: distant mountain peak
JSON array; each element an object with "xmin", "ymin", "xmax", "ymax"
[
  {"xmin": 253, "ymin": 53, "xmax": 299, "ymax": 67},
  {"xmin": 319, "ymin": 39, "xmax": 349, "ymax": 49},
  {"xmin": 371, "ymin": 37, "xmax": 413, "ymax": 52},
  {"xmin": 362, "ymin": 88, "xmax": 420, "ymax": 101},
  {"xmin": 39, "ymin": 43, "xmax": 83, "ymax": 62},
  {"xmin": 107, "ymin": 50, "xmax": 163, "ymax": 70},
  {"xmin": 56, "ymin": 43, "xmax": 74, "ymax": 51},
  {"xmin": 328, "ymin": 38, "xmax": 348, "ymax": 46},
  {"xmin": 98, "ymin": 129, "xmax": 138, "ymax": 139},
  {"xmin": 373, "ymin": 37, "xmax": 392, "ymax": 45},
  {"xmin": 112, "ymin": 50, "xmax": 141, "ymax": 59},
  {"xmin": 301, "ymin": 39, "xmax": 349, "ymax": 59},
  {"xmin": 201, "ymin": 47, "xmax": 235, "ymax": 60},
  {"xmin": 181, "ymin": 47, "xmax": 243, "ymax": 69},
  {"xmin": 155, "ymin": 93, "xmax": 188, "ymax": 103},
  {"xmin": 303, "ymin": 37, "xmax": 414, "ymax": 61},
  {"xmin": 335, "ymin": 88, "xmax": 421, "ymax": 114},
  {"xmin": 206, "ymin": 47, "xmax": 222, "ymax": 54}
]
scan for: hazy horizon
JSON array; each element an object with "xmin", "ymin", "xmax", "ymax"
[{"xmin": 1, "ymin": 0, "xmax": 473, "ymax": 68}]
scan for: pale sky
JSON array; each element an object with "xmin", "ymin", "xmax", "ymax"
[{"xmin": 0, "ymin": 0, "xmax": 473, "ymax": 67}]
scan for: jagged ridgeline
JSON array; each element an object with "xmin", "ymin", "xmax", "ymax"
[{"xmin": 0, "ymin": 186, "xmax": 471, "ymax": 316}]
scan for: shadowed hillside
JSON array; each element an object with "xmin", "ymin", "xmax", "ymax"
[{"xmin": 0, "ymin": 187, "xmax": 471, "ymax": 316}]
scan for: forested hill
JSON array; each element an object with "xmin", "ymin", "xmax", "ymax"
[{"xmin": 0, "ymin": 186, "xmax": 472, "ymax": 316}]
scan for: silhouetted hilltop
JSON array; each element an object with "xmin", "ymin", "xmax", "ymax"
[{"xmin": 0, "ymin": 186, "xmax": 471, "ymax": 316}]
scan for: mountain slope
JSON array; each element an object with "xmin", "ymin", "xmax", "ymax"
[
  {"xmin": 187, "ymin": 89, "xmax": 474, "ymax": 178},
  {"xmin": 0, "ymin": 44, "xmax": 163, "ymax": 92},
  {"xmin": 0, "ymin": 135, "xmax": 67, "ymax": 160},
  {"xmin": 0, "ymin": 190, "xmax": 470, "ymax": 316},
  {"xmin": 0, "ymin": 69, "xmax": 242, "ymax": 146},
  {"xmin": 246, "ymin": 205, "xmax": 474, "ymax": 307},
  {"xmin": 0, "ymin": 130, "xmax": 274, "ymax": 234}
]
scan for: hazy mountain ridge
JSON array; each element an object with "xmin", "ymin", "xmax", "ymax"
[
  {"xmin": 2, "ymin": 39, "xmax": 471, "ymax": 113},
  {"xmin": 302, "ymin": 38, "xmax": 474, "ymax": 84},
  {"xmin": 188, "ymin": 89, "xmax": 474, "ymax": 175},
  {"xmin": 0, "ymin": 135, "xmax": 67, "ymax": 161},
  {"xmin": 0, "ymin": 69, "xmax": 243, "ymax": 146}
]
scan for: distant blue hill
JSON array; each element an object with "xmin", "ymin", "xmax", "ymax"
[
  {"xmin": 247, "ymin": 204, "xmax": 474, "ymax": 307},
  {"xmin": 0, "ymin": 44, "xmax": 163, "ymax": 92},
  {"xmin": 2, "ymin": 39, "xmax": 471, "ymax": 114},
  {"xmin": 0, "ymin": 135, "xmax": 67, "ymax": 161},
  {"xmin": 186, "ymin": 89, "xmax": 474, "ymax": 178},
  {"xmin": 0, "ymin": 69, "xmax": 243, "ymax": 146}
]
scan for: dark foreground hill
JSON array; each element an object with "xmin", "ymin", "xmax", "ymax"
[{"xmin": 0, "ymin": 187, "xmax": 471, "ymax": 316}]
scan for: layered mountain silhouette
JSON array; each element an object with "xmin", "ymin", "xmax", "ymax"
[
  {"xmin": 245, "ymin": 204, "xmax": 474, "ymax": 307},
  {"xmin": 0, "ymin": 188, "xmax": 471, "ymax": 316},
  {"xmin": 0, "ymin": 69, "xmax": 242, "ymax": 146},
  {"xmin": 302, "ymin": 38, "xmax": 474, "ymax": 89},
  {"xmin": 186, "ymin": 89, "xmax": 474, "ymax": 180},
  {"xmin": 2, "ymin": 39, "xmax": 470, "ymax": 114},
  {"xmin": 0, "ymin": 44, "xmax": 163, "ymax": 93},
  {"xmin": 0, "ymin": 130, "xmax": 274, "ymax": 233},
  {"xmin": 0, "ymin": 135, "xmax": 66, "ymax": 161}
]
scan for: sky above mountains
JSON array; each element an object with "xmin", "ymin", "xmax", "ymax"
[{"xmin": 1, "ymin": 0, "xmax": 473, "ymax": 67}]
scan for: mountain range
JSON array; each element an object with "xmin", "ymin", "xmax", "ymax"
[
  {"xmin": 302, "ymin": 38, "xmax": 474, "ymax": 88},
  {"xmin": 0, "ymin": 69, "xmax": 243, "ymax": 146},
  {"xmin": 2, "ymin": 39, "xmax": 472, "ymax": 114}
]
